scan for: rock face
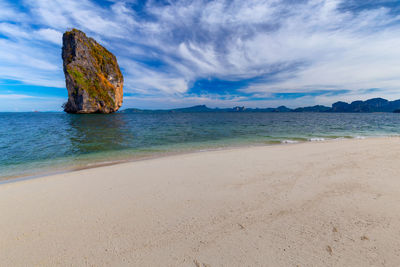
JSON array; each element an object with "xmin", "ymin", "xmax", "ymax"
[{"xmin": 62, "ymin": 29, "xmax": 123, "ymax": 113}]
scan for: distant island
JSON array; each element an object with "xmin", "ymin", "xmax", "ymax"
[{"xmin": 121, "ymin": 97, "xmax": 400, "ymax": 113}]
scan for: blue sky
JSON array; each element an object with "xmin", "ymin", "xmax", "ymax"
[{"xmin": 1, "ymin": 0, "xmax": 400, "ymax": 111}]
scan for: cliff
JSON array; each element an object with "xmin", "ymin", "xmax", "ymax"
[{"xmin": 62, "ymin": 29, "xmax": 123, "ymax": 113}]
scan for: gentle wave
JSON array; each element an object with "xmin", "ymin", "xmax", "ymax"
[
  {"xmin": 308, "ymin": 137, "xmax": 326, "ymax": 142},
  {"xmin": 281, "ymin": 140, "xmax": 299, "ymax": 144},
  {"xmin": 355, "ymin": 136, "xmax": 366, "ymax": 139}
]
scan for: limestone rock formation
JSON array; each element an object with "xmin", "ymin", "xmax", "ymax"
[{"xmin": 62, "ymin": 29, "xmax": 123, "ymax": 113}]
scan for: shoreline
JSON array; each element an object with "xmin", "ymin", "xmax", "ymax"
[
  {"xmin": 0, "ymin": 135, "xmax": 390, "ymax": 185},
  {"xmin": 2, "ymin": 136, "xmax": 400, "ymax": 265}
]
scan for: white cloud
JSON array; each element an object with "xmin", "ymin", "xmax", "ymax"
[
  {"xmin": 0, "ymin": 94, "xmax": 34, "ymax": 99},
  {"xmin": 1, "ymin": 0, "xmax": 400, "ymax": 108},
  {"xmin": 0, "ymin": 37, "xmax": 64, "ymax": 87},
  {"xmin": 34, "ymin": 28, "xmax": 63, "ymax": 45},
  {"xmin": 120, "ymin": 59, "xmax": 189, "ymax": 94},
  {"xmin": 0, "ymin": 23, "xmax": 30, "ymax": 39},
  {"xmin": 0, "ymin": 0, "xmax": 25, "ymax": 21}
]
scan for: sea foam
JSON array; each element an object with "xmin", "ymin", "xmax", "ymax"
[
  {"xmin": 308, "ymin": 137, "xmax": 326, "ymax": 142},
  {"xmin": 281, "ymin": 140, "xmax": 299, "ymax": 144}
]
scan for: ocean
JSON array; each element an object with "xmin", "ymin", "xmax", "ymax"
[{"xmin": 1, "ymin": 112, "xmax": 400, "ymax": 181}]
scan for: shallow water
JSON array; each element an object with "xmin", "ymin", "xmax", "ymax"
[{"xmin": 1, "ymin": 112, "xmax": 400, "ymax": 180}]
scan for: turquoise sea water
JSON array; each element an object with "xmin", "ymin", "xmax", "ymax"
[{"xmin": 1, "ymin": 112, "xmax": 400, "ymax": 181}]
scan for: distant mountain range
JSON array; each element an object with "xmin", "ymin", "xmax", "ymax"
[{"xmin": 121, "ymin": 98, "xmax": 400, "ymax": 113}]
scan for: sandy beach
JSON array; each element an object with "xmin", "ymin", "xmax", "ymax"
[{"xmin": 1, "ymin": 137, "xmax": 400, "ymax": 266}]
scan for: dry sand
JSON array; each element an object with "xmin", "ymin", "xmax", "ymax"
[{"xmin": 1, "ymin": 137, "xmax": 400, "ymax": 266}]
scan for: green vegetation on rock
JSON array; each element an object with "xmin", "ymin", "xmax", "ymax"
[{"xmin": 62, "ymin": 29, "xmax": 123, "ymax": 113}]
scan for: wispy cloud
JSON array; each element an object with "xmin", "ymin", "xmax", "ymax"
[
  {"xmin": 1, "ymin": 0, "xmax": 400, "ymax": 109},
  {"xmin": 0, "ymin": 94, "xmax": 34, "ymax": 99}
]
